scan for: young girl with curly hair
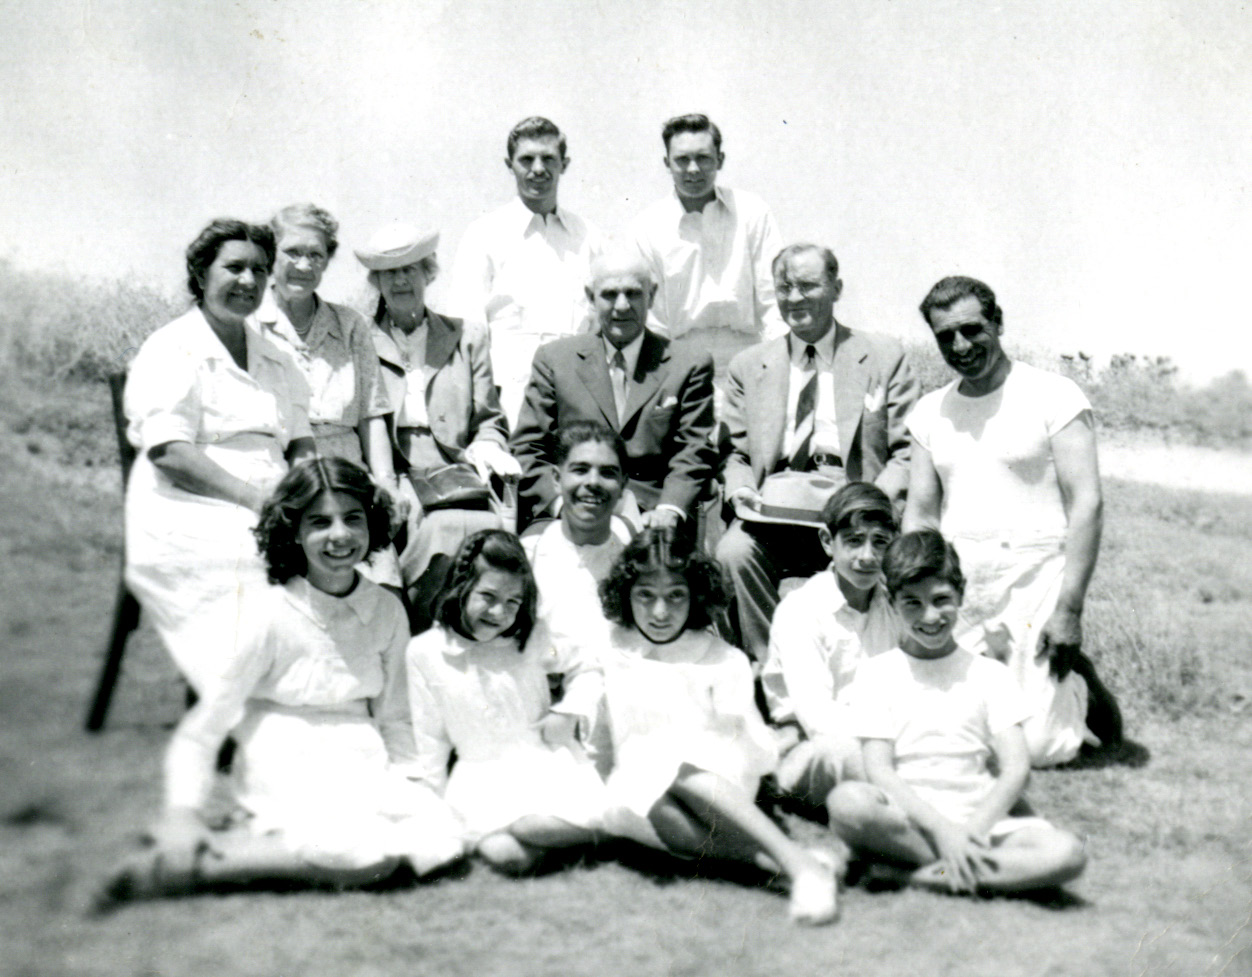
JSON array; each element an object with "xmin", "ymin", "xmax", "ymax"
[
  {"xmin": 98, "ymin": 457, "xmax": 464, "ymax": 907},
  {"xmin": 597, "ymin": 528, "xmax": 839, "ymax": 925}
]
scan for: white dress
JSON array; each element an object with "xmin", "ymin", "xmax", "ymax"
[
  {"xmin": 406, "ymin": 626, "xmax": 611, "ymax": 843},
  {"xmin": 163, "ymin": 576, "xmax": 465, "ymax": 874},
  {"xmin": 124, "ymin": 307, "xmax": 312, "ymax": 692},
  {"xmin": 599, "ymin": 627, "xmax": 777, "ymax": 848},
  {"xmin": 906, "ymin": 362, "xmax": 1091, "ymax": 766}
]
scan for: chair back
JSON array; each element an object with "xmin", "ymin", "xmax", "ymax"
[{"xmin": 108, "ymin": 371, "xmax": 137, "ymax": 483}]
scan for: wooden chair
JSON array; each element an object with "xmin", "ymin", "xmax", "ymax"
[{"xmin": 84, "ymin": 372, "xmax": 141, "ymax": 731}]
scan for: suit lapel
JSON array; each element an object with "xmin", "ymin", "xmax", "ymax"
[
  {"xmin": 750, "ymin": 338, "xmax": 790, "ymax": 474},
  {"xmin": 574, "ymin": 335, "xmax": 619, "ymax": 427},
  {"xmin": 832, "ymin": 324, "xmax": 869, "ymax": 464},
  {"xmin": 621, "ymin": 330, "xmax": 667, "ymax": 425},
  {"xmin": 423, "ymin": 311, "xmax": 460, "ymax": 372}
]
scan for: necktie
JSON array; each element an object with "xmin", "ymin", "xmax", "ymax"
[
  {"xmin": 790, "ymin": 344, "xmax": 817, "ymax": 470},
  {"xmin": 611, "ymin": 349, "xmax": 628, "ymax": 424}
]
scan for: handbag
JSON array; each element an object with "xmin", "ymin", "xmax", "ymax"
[{"xmin": 407, "ymin": 463, "xmax": 493, "ymax": 511}]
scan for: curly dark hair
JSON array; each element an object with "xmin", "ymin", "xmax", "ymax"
[
  {"xmin": 882, "ymin": 529, "xmax": 966, "ymax": 600},
  {"xmin": 253, "ymin": 457, "xmax": 394, "ymax": 584},
  {"xmin": 185, "ymin": 218, "xmax": 276, "ymax": 303},
  {"xmin": 433, "ymin": 529, "xmax": 538, "ymax": 649},
  {"xmin": 599, "ymin": 527, "xmax": 728, "ymax": 633}
]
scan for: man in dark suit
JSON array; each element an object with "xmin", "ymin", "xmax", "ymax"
[
  {"xmin": 511, "ymin": 249, "xmax": 717, "ymax": 532},
  {"xmin": 716, "ymin": 243, "xmax": 918, "ymax": 662}
]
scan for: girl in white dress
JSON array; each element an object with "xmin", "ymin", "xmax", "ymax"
[
  {"xmin": 406, "ymin": 530, "xmax": 610, "ymax": 873},
  {"xmin": 597, "ymin": 529, "xmax": 839, "ymax": 925},
  {"xmin": 98, "ymin": 458, "xmax": 465, "ymax": 907}
]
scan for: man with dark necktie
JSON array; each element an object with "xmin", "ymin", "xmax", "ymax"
[{"xmin": 716, "ymin": 243, "xmax": 918, "ymax": 663}]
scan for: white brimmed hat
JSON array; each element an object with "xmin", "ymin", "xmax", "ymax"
[{"xmin": 353, "ymin": 222, "xmax": 439, "ymax": 271}]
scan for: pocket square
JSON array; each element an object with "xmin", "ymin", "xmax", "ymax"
[
  {"xmin": 863, "ymin": 386, "xmax": 885, "ymax": 414},
  {"xmin": 658, "ymin": 395, "xmax": 679, "ymax": 409}
]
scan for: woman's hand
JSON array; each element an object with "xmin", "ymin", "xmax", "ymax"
[
  {"xmin": 464, "ymin": 441, "xmax": 522, "ymax": 483},
  {"xmin": 379, "ymin": 475, "xmax": 412, "ymax": 528}
]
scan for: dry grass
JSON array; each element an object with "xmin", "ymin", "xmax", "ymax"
[{"xmin": 0, "ymin": 374, "xmax": 1249, "ymax": 976}]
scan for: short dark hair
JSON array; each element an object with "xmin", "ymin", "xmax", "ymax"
[
  {"xmin": 882, "ymin": 529, "xmax": 966, "ymax": 600},
  {"xmin": 507, "ymin": 116, "xmax": 566, "ymax": 160},
  {"xmin": 185, "ymin": 218, "xmax": 276, "ymax": 303},
  {"xmin": 661, "ymin": 113, "xmax": 722, "ymax": 154},
  {"xmin": 919, "ymin": 276, "xmax": 1002, "ymax": 328},
  {"xmin": 253, "ymin": 457, "xmax": 395, "ymax": 585},
  {"xmin": 599, "ymin": 528, "xmax": 728, "ymax": 633},
  {"xmin": 820, "ymin": 481, "xmax": 897, "ymax": 536},
  {"xmin": 271, "ymin": 202, "xmax": 340, "ymax": 259},
  {"xmin": 555, "ymin": 419, "xmax": 629, "ymax": 474},
  {"xmin": 773, "ymin": 243, "xmax": 839, "ymax": 284},
  {"xmin": 434, "ymin": 529, "xmax": 539, "ymax": 649}
]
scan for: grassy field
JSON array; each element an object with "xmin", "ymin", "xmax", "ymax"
[{"xmin": 0, "ymin": 373, "xmax": 1248, "ymax": 977}]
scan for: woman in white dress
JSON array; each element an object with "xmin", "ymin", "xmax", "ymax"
[{"xmin": 124, "ymin": 218, "xmax": 315, "ymax": 691}]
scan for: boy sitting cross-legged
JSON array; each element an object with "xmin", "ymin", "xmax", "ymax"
[
  {"xmin": 828, "ymin": 529, "xmax": 1087, "ymax": 894},
  {"xmin": 762, "ymin": 482, "xmax": 901, "ymax": 814}
]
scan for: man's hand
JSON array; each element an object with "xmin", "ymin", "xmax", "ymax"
[
  {"xmin": 1038, "ymin": 606, "xmax": 1083, "ymax": 679},
  {"xmin": 148, "ymin": 806, "xmax": 213, "ymax": 878},
  {"xmin": 930, "ymin": 819, "xmax": 993, "ymax": 894},
  {"xmin": 538, "ymin": 712, "xmax": 580, "ymax": 751},
  {"xmin": 728, "ymin": 486, "xmax": 762, "ymax": 520},
  {"xmin": 641, "ymin": 506, "xmax": 682, "ymax": 532}
]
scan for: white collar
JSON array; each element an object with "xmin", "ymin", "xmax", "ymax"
[
  {"xmin": 508, "ymin": 196, "xmax": 569, "ymax": 234},
  {"xmin": 603, "ymin": 331, "xmax": 645, "ymax": 375},
  {"xmin": 788, "ymin": 321, "xmax": 838, "ymax": 368}
]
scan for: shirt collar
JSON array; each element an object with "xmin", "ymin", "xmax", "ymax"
[
  {"xmin": 188, "ymin": 305, "xmax": 285, "ymax": 369},
  {"xmin": 257, "ymin": 288, "xmax": 344, "ymax": 348},
  {"xmin": 603, "ymin": 331, "xmax": 645, "ymax": 375},
  {"xmin": 787, "ymin": 320, "xmax": 838, "ymax": 368},
  {"xmin": 671, "ymin": 183, "xmax": 730, "ymax": 217},
  {"xmin": 282, "ymin": 574, "xmax": 376, "ymax": 626},
  {"xmin": 508, "ymin": 195, "xmax": 570, "ymax": 235}
]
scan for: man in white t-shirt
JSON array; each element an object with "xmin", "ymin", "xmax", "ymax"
[
  {"xmin": 446, "ymin": 117, "xmax": 601, "ymax": 423},
  {"xmin": 903, "ymin": 275, "xmax": 1122, "ymax": 767}
]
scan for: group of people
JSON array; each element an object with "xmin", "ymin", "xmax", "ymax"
[{"xmin": 102, "ymin": 112, "xmax": 1122, "ymax": 924}]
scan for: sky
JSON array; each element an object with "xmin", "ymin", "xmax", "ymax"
[{"xmin": 2, "ymin": 0, "xmax": 1250, "ymax": 381}]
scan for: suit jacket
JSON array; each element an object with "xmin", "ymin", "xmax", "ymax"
[
  {"xmin": 511, "ymin": 329, "xmax": 716, "ymax": 525},
  {"xmin": 721, "ymin": 323, "xmax": 917, "ymax": 501},
  {"xmin": 373, "ymin": 309, "xmax": 508, "ymax": 471}
]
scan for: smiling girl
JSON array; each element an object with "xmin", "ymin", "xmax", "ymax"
[
  {"xmin": 405, "ymin": 530, "xmax": 610, "ymax": 873},
  {"xmin": 97, "ymin": 458, "xmax": 465, "ymax": 907},
  {"xmin": 596, "ymin": 529, "xmax": 839, "ymax": 925}
]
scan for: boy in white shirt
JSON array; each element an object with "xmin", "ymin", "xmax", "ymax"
[
  {"xmin": 763, "ymin": 483, "xmax": 900, "ymax": 812},
  {"xmin": 828, "ymin": 530, "xmax": 1087, "ymax": 894}
]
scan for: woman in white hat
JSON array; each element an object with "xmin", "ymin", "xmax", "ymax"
[{"xmin": 356, "ymin": 222, "xmax": 521, "ymax": 629}]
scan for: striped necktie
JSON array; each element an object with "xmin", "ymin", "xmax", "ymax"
[{"xmin": 790, "ymin": 344, "xmax": 817, "ymax": 470}]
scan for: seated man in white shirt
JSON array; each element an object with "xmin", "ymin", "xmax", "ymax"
[
  {"xmin": 447, "ymin": 116, "xmax": 602, "ymax": 424},
  {"xmin": 631, "ymin": 113, "xmax": 786, "ymax": 408},
  {"xmin": 762, "ymin": 483, "xmax": 900, "ymax": 814}
]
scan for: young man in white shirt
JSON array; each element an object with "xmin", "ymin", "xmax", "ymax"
[
  {"xmin": 631, "ymin": 113, "xmax": 785, "ymax": 406},
  {"xmin": 447, "ymin": 117, "xmax": 602, "ymax": 424}
]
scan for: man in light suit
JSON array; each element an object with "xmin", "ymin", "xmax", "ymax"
[
  {"xmin": 716, "ymin": 243, "xmax": 918, "ymax": 662},
  {"xmin": 511, "ymin": 249, "xmax": 716, "ymax": 533}
]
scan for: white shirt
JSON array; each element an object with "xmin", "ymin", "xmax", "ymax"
[
  {"xmin": 446, "ymin": 197, "xmax": 600, "ymax": 339},
  {"xmin": 782, "ymin": 327, "xmax": 841, "ymax": 458},
  {"xmin": 847, "ymin": 646, "xmax": 1030, "ymax": 824},
  {"xmin": 380, "ymin": 321, "xmax": 431, "ymax": 428},
  {"xmin": 255, "ymin": 289, "xmax": 390, "ymax": 430},
  {"xmin": 762, "ymin": 571, "xmax": 899, "ymax": 736},
  {"xmin": 631, "ymin": 185, "xmax": 786, "ymax": 339}
]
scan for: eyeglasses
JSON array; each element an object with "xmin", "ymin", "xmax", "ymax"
[{"xmin": 281, "ymin": 248, "xmax": 329, "ymax": 267}]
